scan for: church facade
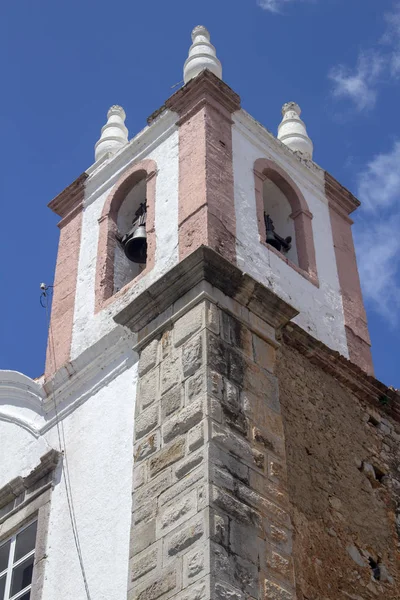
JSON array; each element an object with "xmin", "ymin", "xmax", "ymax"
[{"xmin": 0, "ymin": 26, "xmax": 399, "ymax": 600}]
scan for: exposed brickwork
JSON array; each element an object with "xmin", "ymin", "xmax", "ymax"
[
  {"xmin": 277, "ymin": 324, "xmax": 400, "ymax": 599},
  {"xmin": 45, "ymin": 173, "xmax": 88, "ymax": 378},
  {"xmin": 128, "ymin": 300, "xmax": 297, "ymax": 600}
]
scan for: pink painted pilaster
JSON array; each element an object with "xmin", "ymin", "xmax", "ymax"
[
  {"xmin": 325, "ymin": 171, "xmax": 373, "ymax": 375},
  {"xmin": 166, "ymin": 70, "xmax": 240, "ymax": 264},
  {"xmin": 45, "ymin": 174, "xmax": 88, "ymax": 379}
]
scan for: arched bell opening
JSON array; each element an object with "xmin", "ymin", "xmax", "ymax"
[
  {"xmin": 95, "ymin": 159, "xmax": 157, "ymax": 313},
  {"xmin": 114, "ymin": 177, "xmax": 147, "ymax": 293},
  {"xmin": 253, "ymin": 158, "xmax": 318, "ymax": 282},
  {"xmin": 263, "ymin": 178, "xmax": 298, "ymax": 266}
]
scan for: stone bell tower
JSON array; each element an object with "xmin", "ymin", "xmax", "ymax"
[{"xmin": 8, "ymin": 22, "xmax": 397, "ymax": 600}]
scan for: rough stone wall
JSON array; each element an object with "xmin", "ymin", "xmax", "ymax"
[
  {"xmin": 128, "ymin": 300, "xmax": 297, "ymax": 600},
  {"xmin": 277, "ymin": 326, "xmax": 400, "ymax": 599}
]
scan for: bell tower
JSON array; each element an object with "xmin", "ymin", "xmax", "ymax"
[{"xmin": 28, "ymin": 24, "xmax": 387, "ymax": 600}]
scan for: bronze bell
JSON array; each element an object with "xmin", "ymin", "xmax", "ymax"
[
  {"xmin": 120, "ymin": 202, "xmax": 147, "ymax": 264},
  {"xmin": 264, "ymin": 214, "xmax": 282, "ymax": 252}
]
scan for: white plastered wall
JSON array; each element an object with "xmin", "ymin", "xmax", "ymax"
[
  {"xmin": 72, "ymin": 110, "xmax": 180, "ymax": 359},
  {"xmin": 0, "ymin": 337, "xmax": 137, "ymax": 600},
  {"xmin": 232, "ymin": 110, "xmax": 349, "ymax": 357}
]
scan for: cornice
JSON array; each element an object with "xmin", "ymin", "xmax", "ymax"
[
  {"xmin": 114, "ymin": 245, "xmax": 298, "ymax": 335},
  {"xmin": 164, "ymin": 69, "xmax": 241, "ymax": 120},
  {"xmin": 48, "ymin": 173, "xmax": 88, "ymax": 226},
  {"xmin": 325, "ymin": 171, "xmax": 360, "ymax": 221},
  {"xmin": 0, "ymin": 449, "xmax": 60, "ymax": 513},
  {"xmin": 282, "ymin": 322, "xmax": 400, "ymax": 423},
  {"xmin": 41, "ymin": 327, "xmax": 135, "ymax": 419}
]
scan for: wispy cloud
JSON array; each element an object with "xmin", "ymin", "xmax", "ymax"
[
  {"xmin": 354, "ymin": 141, "xmax": 400, "ymax": 322},
  {"xmin": 383, "ymin": 2, "xmax": 400, "ymax": 76},
  {"xmin": 257, "ymin": 0, "xmax": 299, "ymax": 13},
  {"xmin": 329, "ymin": 3, "xmax": 400, "ymax": 111},
  {"xmin": 329, "ymin": 51, "xmax": 384, "ymax": 111}
]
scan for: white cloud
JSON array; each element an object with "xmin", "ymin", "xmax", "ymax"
[
  {"xmin": 354, "ymin": 141, "xmax": 400, "ymax": 322},
  {"xmin": 257, "ymin": 0, "xmax": 298, "ymax": 13},
  {"xmin": 329, "ymin": 2, "xmax": 400, "ymax": 110},
  {"xmin": 357, "ymin": 141, "xmax": 400, "ymax": 211},
  {"xmin": 329, "ymin": 52, "xmax": 384, "ymax": 111},
  {"xmin": 383, "ymin": 2, "xmax": 400, "ymax": 76}
]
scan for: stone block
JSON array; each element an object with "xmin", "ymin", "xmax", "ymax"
[
  {"xmin": 208, "ymin": 333, "xmax": 229, "ymax": 378},
  {"xmin": 211, "ymin": 485, "xmax": 262, "ymax": 531},
  {"xmin": 233, "ymin": 553, "xmax": 258, "ymax": 596},
  {"xmin": 268, "ymin": 550, "xmax": 294, "ymax": 583},
  {"xmin": 214, "ymin": 582, "xmax": 243, "ymax": 600},
  {"xmin": 211, "ymin": 541, "xmax": 234, "ymax": 582},
  {"xmin": 161, "ymin": 329, "xmax": 173, "ymax": 359},
  {"xmin": 220, "ymin": 311, "xmax": 253, "ymax": 359},
  {"xmin": 134, "ymin": 432, "xmax": 160, "ymax": 463},
  {"xmin": 132, "ymin": 569, "xmax": 177, "ymax": 600},
  {"xmin": 149, "ymin": 438, "xmax": 186, "ymax": 477},
  {"xmin": 159, "ymin": 490, "xmax": 198, "ymax": 535},
  {"xmin": 175, "ymin": 580, "xmax": 206, "ymax": 600},
  {"xmin": 174, "ymin": 304, "xmax": 204, "ymax": 347},
  {"xmin": 175, "ymin": 450, "xmax": 204, "ymax": 480},
  {"xmin": 130, "ymin": 520, "xmax": 156, "ymax": 557},
  {"xmin": 206, "ymin": 301, "xmax": 220, "ymax": 334},
  {"xmin": 130, "ymin": 546, "xmax": 159, "ymax": 582},
  {"xmin": 252, "ymin": 334, "xmax": 275, "ymax": 373},
  {"xmin": 166, "ymin": 515, "xmax": 204, "ymax": 557},
  {"xmin": 211, "ymin": 422, "xmax": 264, "ymax": 471},
  {"xmin": 163, "ymin": 399, "xmax": 204, "ymax": 443},
  {"xmin": 242, "ymin": 367, "xmax": 279, "ymax": 413},
  {"xmin": 236, "ymin": 483, "xmax": 290, "ymax": 527},
  {"xmin": 161, "ymin": 355, "xmax": 181, "ymax": 395},
  {"xmin": 208, "ymin": 370, "xmax": 224, "ymax": 401},
  {"xmin": 134, "ymin": 501, "xmax": 156, "ymax": 526},
  {"xmin": 209, "ymin": 444, "xmax": 249, "ymax": 484},
  {"xmin": 183, "ymin": 547, "xmax": 205, "ymax": 586},
  {"xmin": 229, "ymin": 521, "xmax": 262, "ymax": 564},
  {"xmin": 133, "ymin": 463, "xmax": 146, "ymax": 489},
  {"xmin": 139, "ymin": 339, "xmax": 159, "ymax": 377},
  {"xmin": 269, "ymin": 524, "xmax": 292, "ymax": 555},
  {"xmin": 136, "ymin": 470, "xmax": 172, "ymax": 507},
  {"xmin": 188, "ymin": 423, "xmax": 205, "ymax": 452},
  {"xmin": 161, "ymin": 386, "xmax": 182, "ymax": 419},
  {"xmin": 264, "ymin": 579, "xmax": 293, "ymax": 600},
  {"xmin": 136, "ymin": 405, "xmax": 159, "ymax": 440},
  {"xmin": 197, "ymin": 485, "xmax": 207, "ymax": 511},
  {"xmin": 182, "ymin": 335, "xmax": 203, "ymax": 378},
  {"xmin": 186, "ymin": 371, "xmax": 206, "ymax": 403},
  {"xmin": 210, "ymin": 509, "xmax": 229, "ymax": 548},
  {"xmin": 138, "ymin": 368, "xmax": 159, "ymax": 412},
  {"xmin": 249, "ymin": 470, "xmax": 287, "ymax": 508},
  {"xmin": 159, "ymin": 466, "xmax": 204, "ymax": 505}
]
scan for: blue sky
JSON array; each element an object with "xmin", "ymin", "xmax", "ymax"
[{"xmin": 0, "ymin": 0, "xmax": 399, "ymax": 386}]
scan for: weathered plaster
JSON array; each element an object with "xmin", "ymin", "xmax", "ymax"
[
  {"xmin": 232, "ymin": 110, "xmax": 349, "ymax": 358},
  {"xmin": 71, "ymin": 119, "xmax": 179, "ymax": 359}
]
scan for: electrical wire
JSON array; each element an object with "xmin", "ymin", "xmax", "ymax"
[{"xmin": 40, "ymin": 285, "xmax": 92, "ymax": 600}]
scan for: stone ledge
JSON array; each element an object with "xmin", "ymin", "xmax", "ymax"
[
  {"xmin": 114, "ymin": 246, "xmax": 298, "ymax": 335},
  {"xmin": 0, "ymin": 449, "xmax": 61, "ymax": 512}
]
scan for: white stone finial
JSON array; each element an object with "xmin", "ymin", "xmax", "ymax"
[
  {"xmin": 94, "ymin": 105, "xmax": 129, "ymax": 162},
  {"xmin": 277, "ymin": 102, "xmax": 313, "ymax": 160},
  {"xmin": 183, "ymin": 25, "xmax": 222, "ymax": 84}
]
